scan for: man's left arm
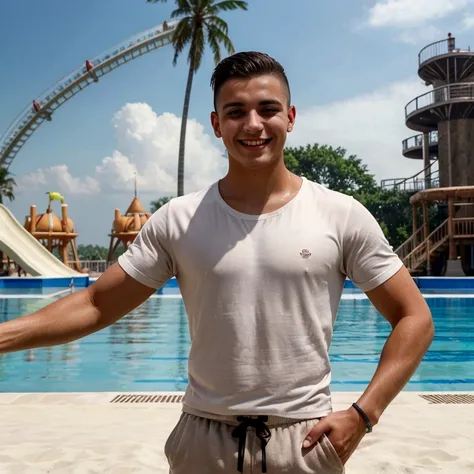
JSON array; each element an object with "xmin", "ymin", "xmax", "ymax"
[
  {"xmin": 355, "ymin": 265, "xmax": 434, "ymax": 426},
  {"xmin": 303, "ymin": 199, "xmax": 434, "ymax": 464}
]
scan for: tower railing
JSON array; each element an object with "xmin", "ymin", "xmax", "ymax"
[
  {"xmin": 380, "ymin": 160, "xmax": 439, "ymax": 192},
  {"xmin": 405, "ymin": 83, "xmax": 474, "ymax": 118},
  {"xmin": 402, "ymin": 131, "xmax": 438, "ymax": 153},
  {"xmin": 418, "ymin": 37, "xmax": 459, "ymax": 66}
]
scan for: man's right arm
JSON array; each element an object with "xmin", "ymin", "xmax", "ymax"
[{"xmin": 0, "ymin": 263, "xmax": 156, "ymax": 354}]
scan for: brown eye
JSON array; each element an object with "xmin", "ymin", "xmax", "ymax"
[{"xmin": 227, "ymin": 109, "xmax": 244, "ymax": 117}]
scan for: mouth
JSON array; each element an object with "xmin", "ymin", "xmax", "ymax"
[{"xmin": 238, "ymin": 138, "xmax": 272, "ymax": 150}]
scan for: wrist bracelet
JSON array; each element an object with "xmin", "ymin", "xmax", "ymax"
[{"xmin": 352, "ymin": 403, "xmax": 373, "ymax": 433}]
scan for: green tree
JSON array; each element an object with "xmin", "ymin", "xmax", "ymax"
[
  {"xmin": 77, "ymin": 245, "xmax": 109, "ymax": 260},
  {"xmin": 284, "ymin": 144, "xmax": 377, "ymax": 195},
  {"xmin": 150, "ymin": 196, "xmax": 173, "ymax": 213},
  {"xmin": 147, "ymin": 0, "xmax": 248, "ymax": 196},
  {"xmin": 357, "ymin": 189, "xmax": 414, "ymax": 248},
  {"xmin": 284, "ymin": 143, "xmax": 418, "ymax": 247},
  {"xmin": 0, "ymin": 167, "xmax": 16, "ymax": 204}
]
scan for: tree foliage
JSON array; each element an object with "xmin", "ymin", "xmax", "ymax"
[
  {"xmin": 77, "ymin": 244, "xmax": 125, "ymax": 261},
  {"xmin": 284, "ymin": 144, "xmax": 378, "ymax": 196},
  {"xmin": 284, "ymin": 143, "xmax": 417, "ymax": 248},
  {"xmin": 0, "ymin": 167, "xmax": 16, "ymax": 204},
  {"xmin": 150, "ymin": 196, "xmax": 173, "ymax": 213}
]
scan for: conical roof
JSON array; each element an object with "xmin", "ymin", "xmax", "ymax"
[{"xmin": 126, "ymin": 196, "xmax": 146, "ymax": 215}]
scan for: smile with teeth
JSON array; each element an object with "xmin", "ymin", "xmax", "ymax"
[{"xmin": 239, "ymin": 138, "xmax": 272, "ymax": 147}]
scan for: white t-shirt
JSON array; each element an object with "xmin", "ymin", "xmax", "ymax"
[{"xmin": 118, "ymin": 177, "xmax": 403, "ymax": 419}]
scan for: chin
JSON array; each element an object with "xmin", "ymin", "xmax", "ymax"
[{"xmin": 238, "ymin": 155, "xmax": 278, "ymax": 170}]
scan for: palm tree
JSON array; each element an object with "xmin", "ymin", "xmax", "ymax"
[
  {"xmin": 147, "ymin": 0, "xmax": 248, "ymax": 196},
  {"xmin": 0, "ymin": 167, "xmax": 16, "ymax": 205}
]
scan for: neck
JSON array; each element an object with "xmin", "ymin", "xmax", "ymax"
[{"xmin": 220, "ymin": 156, "xmax": 297, "ymax": 203}]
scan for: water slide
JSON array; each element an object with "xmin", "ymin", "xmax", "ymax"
[{"xmin": 0, "ymin": 204, "xmax": 83, "ymax": 277}]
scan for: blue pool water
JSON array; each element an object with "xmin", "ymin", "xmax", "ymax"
[
  {"xmin": 0, "ymin": 287, "xmax": 70, "ymax": 296},
  {"xmin": 1, "ymin": 296, "xmax": 473, "ymax": 393}
]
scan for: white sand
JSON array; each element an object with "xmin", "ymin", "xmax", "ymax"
[{"xmin": 0, "ymin": 392, "xmax": 473, "ymax": 473}]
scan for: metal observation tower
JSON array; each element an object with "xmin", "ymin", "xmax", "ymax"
[
  {"xmin": 391, "ymin": 34, "xmax": 474, "ymax": 276},
  {"xmin": 0, "ymin": 20, "xmax": 177, "ymax": 170}
]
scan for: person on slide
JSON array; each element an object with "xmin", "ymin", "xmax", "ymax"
[{"xmin": 0, "ymin": 51, "xmax": 434, "ymax": 473}]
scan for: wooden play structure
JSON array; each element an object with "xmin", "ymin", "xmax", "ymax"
[
  {"xmin": 107, "ymin": 192, "xmax": 151, "ymax": 262},
  {"xmin": 23, "ymin": 195, "xmax": 84, "ymax": 272},
  {"xmin": 396, "ymin": 187, "xmax": 474, "ymax": 275}
]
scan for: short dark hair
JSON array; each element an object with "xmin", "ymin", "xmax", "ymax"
[{"xmin": 210, "ymin": 51, "xmax": 291, "ymax": 110}]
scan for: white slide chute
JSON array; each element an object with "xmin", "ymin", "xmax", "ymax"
[{"xmin": 0, "ymin": 204, "xmax": 83, "ymax": 277}]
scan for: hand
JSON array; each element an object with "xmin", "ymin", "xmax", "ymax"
[{"xmin": 302, "ymin": 407, "xmax": 368, "ymax": 465}]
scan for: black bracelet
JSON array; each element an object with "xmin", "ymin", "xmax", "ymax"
[{"xmin": 352, "ymin": 403, "xmax": 373, "ymax": 433}]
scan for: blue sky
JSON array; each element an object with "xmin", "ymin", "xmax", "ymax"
[{"xmin": 1, "ymin": 0, "xmax": 474, "ymax": 245}]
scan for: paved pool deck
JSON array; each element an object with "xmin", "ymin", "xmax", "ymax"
[{"xmin": 1, "ymin": 391, "xmax": 473, "ymax": 473}]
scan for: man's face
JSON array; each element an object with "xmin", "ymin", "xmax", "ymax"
[{"xmin": 211, "ymin": 75, "xmax": 296, "ymax": 170}]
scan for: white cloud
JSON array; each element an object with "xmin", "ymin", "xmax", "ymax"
[
  {"xmin": 461, "ymin": 13, "xmax": 474, "ymax": 28},
  {"xmin": 368, "ymin": 0, "xmax": 469, "ymax": 28},
  {"xmin": 397, "ymin": 25, "xmax": 443, "ymax": 45},
  {"xmin": 95, "ymin": 104, "xmax": 226, "ymax": 195},
  {"xmin": 288, "ymin": 77, "xmax": 428, "ymax": 181},
  {"xmin": 17, "ymin": 165, "xmax": 100, "ymax": 196},
  {"xmin": 16, "ymin": 103, "xmax": 227, "ymax": 199}
]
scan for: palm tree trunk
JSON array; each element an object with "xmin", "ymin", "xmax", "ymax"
[{"xmin": 177, "ymin": 58, "xmax": 195, "ymax": 197}]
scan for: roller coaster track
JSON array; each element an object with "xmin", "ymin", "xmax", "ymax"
[{"xmin": 0, "ymin": 20, "xmax": 178, "ymax": 170}]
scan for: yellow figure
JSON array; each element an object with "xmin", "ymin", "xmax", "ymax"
[{"xmin": 45, "ymin": 191, "xmax": 65, "ymax": 207}]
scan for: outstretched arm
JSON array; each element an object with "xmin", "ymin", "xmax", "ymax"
[{"xmin": 0, "ymin": 263, "xmax": 156, "ymax": 354}]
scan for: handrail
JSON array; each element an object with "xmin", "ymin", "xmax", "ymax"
[
  {"xmin": 380, "ymin": 159, "xmax": 438, "ymax": 191},
  {"xmin": 405, "ymin": 82, "xmax": 474, "ymax": 118},
  {"xmin": 402, "ymin": 219, "xmax": 449, "ymax": 271},
  {"xmin": 419, "ymin": 37, "xmax": 457, "ymax": 66},
  {"xmin": 402, "ymin": 131, "xmax": 438, "ymax": 152},
  {"xmin": 0, "ymin": 19, "xmax": 178, "ymax": 169},
  {"xmin": 398, "ymin": 217, "xmax": 474, "ymax": 272},
  {"xmin": 395, "ymin": 226, "xmax": 425, "ymax": 260},
  {"xmin": 419, "ymin": 36, "xmax": 472, "ymax": 66},
  {"xmin": 453, "ymin": 217, "xmax": 474, "ymax": 237}
]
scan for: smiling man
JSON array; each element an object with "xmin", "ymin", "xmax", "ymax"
[{"xmin": 0, "ymin": 52, "xmax": 434, "ymax": 473}]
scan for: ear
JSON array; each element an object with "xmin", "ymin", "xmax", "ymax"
[
  {"xmin": 210, "ymin": 111, "xmax": 222, "ymax": 138},
  {"xmin": 287, "ymin": 105, "xmax": 296, "ymax": 133}
]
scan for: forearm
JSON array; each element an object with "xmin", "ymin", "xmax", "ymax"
[
  {"xmin": 356, "ymin": 313, "xmax": 434, "ymax": 425},
  {"xmin": 0, "ymin": 289, "xmax": 101, "ymax": 353}
]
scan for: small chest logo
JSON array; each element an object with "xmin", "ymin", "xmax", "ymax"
[{"xmin": 300, "ymin": 249, "xmax": 311, "ymax": 259}]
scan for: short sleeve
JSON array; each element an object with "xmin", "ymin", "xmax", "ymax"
[
  {"xmin": 118, "ymin": 203, "xmax": 176, "ymax": 289},
  {"xmin": 341, "ymin": 197, "xmax": 403, "ymax": 292}
]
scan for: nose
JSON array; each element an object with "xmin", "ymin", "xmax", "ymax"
[{"xmin": 243, "ymin": 110, "xmax": 264, "ymax": 134}]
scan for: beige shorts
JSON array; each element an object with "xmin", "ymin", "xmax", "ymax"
[{"xmin": 164, "ymin": 411, "xmax": 345, "ymax": 473}]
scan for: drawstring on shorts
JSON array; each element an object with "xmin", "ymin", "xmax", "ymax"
[{"xmin": 231, "ymin": 415, "xmax": 271, "ymax": 473}]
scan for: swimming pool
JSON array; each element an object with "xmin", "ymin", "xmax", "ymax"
[{"xmin": 1, "ymin": 296, "xmax": 473, "ymax": 393}]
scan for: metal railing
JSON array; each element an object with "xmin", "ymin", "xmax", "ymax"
[
  {"xmin": 380, "ymin": 160, "xmax": 439, "ymax": 192},
  {"xmin": 419, "ymin": 37, "xmax": 459, "ymax": 66},
  {"xmin": 402, "ymin": 131, "xmax": 438, "ymax": 153},
  {"xmin": 0, "ymin": 20, "xmax": 177, "ymax": 169},
  {"xmin": 67, "ymin": 260, "xmax": 115, "ymax": 273},
  {"xmin": 405, "ymin": 82, "xmax": 474, "ymax": 118}
]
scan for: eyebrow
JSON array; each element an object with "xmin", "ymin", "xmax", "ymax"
[{"xmin": 222, "ymin": 99, "xmax": 283, "ymax": 110}]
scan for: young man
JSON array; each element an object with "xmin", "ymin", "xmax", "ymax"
[{"xmin": 0, "ymin": 52, "xmax": 433, "ymax": 473}]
